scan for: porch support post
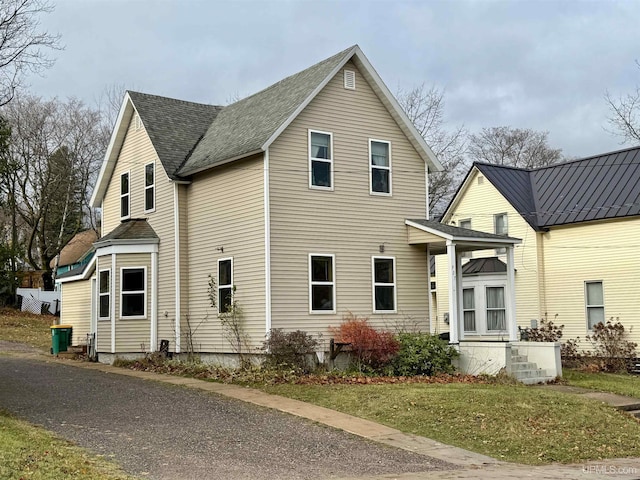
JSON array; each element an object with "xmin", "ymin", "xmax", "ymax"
[
  {"xmin": 456, "ymin": 250, "xmax": 464, "ymax": 342},
  {"xmin": 446, "ymin": 240, "xmax": 459, "ymax": 344},
  {"xmin": 426, "ymin": 245, "xmax": 435, "ymax": 334},
  {"xmin": 506, "ymin": 245, "xmax": 517, "ymax": 341}
]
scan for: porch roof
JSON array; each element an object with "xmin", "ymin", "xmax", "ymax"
[
  {"xmin": 405, "ymin": 219, "xmax": 521, "ymax": 255},
  {"xmin": 94, "ymin": 219, "xmax": 159, "ymax": 248}
]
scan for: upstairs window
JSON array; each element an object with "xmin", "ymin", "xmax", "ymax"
[
  {"xmin": 144, "ymin": 162, "xmax": 155, "ymax": 212},
  {"xmin": 585, "ymin": 281, "xmax": 604, "ymax": 330},
  {"xmin": 370, "ymin": 140, "xmax": 391, "ymax": 195},
  {"xmin": 120, "ymin": 172, "xmax": 130, "ymax": 219},
  {"xmin": 120, "ymin": 267, "xmax": 146, "ymax": 318},
  {"xmin": 309, "ymin": 254, "xmax": 335, "ymax": 313},
  {"xmin": 459, "ymin": 219, "xmax": 472, "ymax": 257},
  {"xmin": 98, "ymin": 269, "xmax": 110, "ymax": 320},
  {"xmin": 309, "ymin": 130, "xmax": 333, "ymax": 189},
  {"xmin": 372, "ymin": 256, "xmax": 396, "ymax": 312},
  {"xmin": 218, "ymin": 258, "xmax": 233, "ymax": 314},
  {"xmin": 494, "ymin": 213, "xmax": 508, "ymax": 254}
]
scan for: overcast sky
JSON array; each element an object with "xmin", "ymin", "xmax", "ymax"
[{"xmin": 28, "ymin": 0, "xmax": 640, "ymax": 159}]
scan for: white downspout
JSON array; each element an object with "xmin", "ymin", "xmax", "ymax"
[
  {"xmin": 174, "ymin": 183, "xmax": 181, "ymax": 353},
  {"xmin": 425, "ymin": 164, "xmax": 430, "ymax": 219},
  {"xmin": 264, "ymin": 148, "xmax": 272, "ymax": 333}
]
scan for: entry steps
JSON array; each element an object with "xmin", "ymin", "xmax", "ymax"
[{"xmin": 508, "ymin": 348, "xmax": 556, "ymax": 385}]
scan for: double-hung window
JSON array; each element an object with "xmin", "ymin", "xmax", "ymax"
[
  {"xmin": 309, "ymin": 130, "xmax": 333, "ymax": 189},
  {"xmin": 585, "ymin": 281, "xmax": 604, "ymax": 329},
  {"xmin": 372, "ymin": 256, "xmax": 396, "ymax": 312},
  {"xmin": 120, "ymin": 172, "xmax": 130, "ymax": 219},
  {"xmin": 463, "ymin": 288, "xmax": 476, "ymax": 332},
  {"xmin": 486, "ymin": 286, "xmax": 506, "ymax": 331},
  {"xmin": 459, "ymin": 219, "xmax": 472, "ymax": 257},
  {"xmin": 120, "ymin": 267, "xmax": 146, "ymax": 318},
  {"xmin": 370, "ymin": 139, "xmax": 391, "ymax": 195},
  {"xmin": 218, "ymin": 258, "xmax": 233, "ymax": 314},
  {"xmin": 144, "ymin": 162, "xmax": 155, "ymax": 212},
  {"xmin": 494, "ymin": 213, "xmax": 508, "ymax": 254},
  {"xmin": 98, "ymin": 269, "xmax": 110, "ymax": 320},
  {"xmin": 309, "ymin": 254, "xmax": 335, "ymax": 313}
]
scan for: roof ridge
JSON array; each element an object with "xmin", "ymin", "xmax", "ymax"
[
  {"xmin": 473, "ymin": 161, "xmax": 533, "ymax": 172},
  {"xmin": 128, "ymin": 90, "xmax": 221, "ymax": 109},
  {"xmin": 223, "ymin": 45, "xmax": 358, "ymax": 109},
  {"xmin": 532, "ymin": 144, "xmax": 640, "ymax": 171}
]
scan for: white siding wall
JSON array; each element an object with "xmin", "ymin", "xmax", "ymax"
[{"xmin": 268, "ymin": 61, "xmax": 430, "ymax": 343}]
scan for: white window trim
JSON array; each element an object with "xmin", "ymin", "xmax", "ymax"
[
  {"xmin": 485, "ymin": 285, "xmax": 507, "ymax": 332},
  {"xmin": 372, "ymin": 256, "xmax": 397, "ymax": 314},
  {"xmin": 308, "ymin": 129, "xmax": 334, "ymax": 191},
  {"xmin": 98, "ymin": 268, "xmax": 110, "ymax": 321},
  {"xmin": 369, "ymin": 139, "xmax": 392, "ymax": 196},
  {"xmin": 144, "ymin": 162, "xmax": 155, "ymax": 213},
  {"xmin": 120, "ymin": 171, "xmax": 131, "ymax": 220},
  {"xmin": 119, "ymin": 266, "xmax": 147, "ymax": 319},
  {"xmin": 309, "ymin": 253, "xmax": 336, "ymax": 314},
  {"xmin": 585, "ymin": 280, "xmax": 605, "ymax": 330},
  {"xmin": 218, "ymin": 257, "xmax": 234, "ymax": 314}
]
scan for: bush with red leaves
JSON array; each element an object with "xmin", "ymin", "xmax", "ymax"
[{"xmin": 329, "ymin": 313, "xmax": 399, "ymax": 372}]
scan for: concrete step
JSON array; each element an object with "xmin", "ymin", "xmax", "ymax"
[
  {"xmin": 511, "ymin": 348, "xmax": 519, "ymax": 357},
  {"xmin": 512, "ymin": 368, "xmax": 549, "ymax": 379},
  {"xmin": 627, "ymin": 409, "xmax": 640, "ymax": 419},
  {"xmin": 511, "ymin": 354, "xmax": 528, "ymax": 363},
  {"xmin": 509, "ymin": 362, "xmax": 538, "ymax": 371},
  {"xmin": 519, "ymin": 376, "xmax": 556, "ymax": 385}
]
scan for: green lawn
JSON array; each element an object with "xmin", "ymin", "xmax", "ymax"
[
  {"xmin": 563, "ymin": 369, "xmax": 640, "ymax": 398},
  {"xmin": 0, "ymin": 410, "xmax": 136, "ymax": 480},
  {"xmin": 262, "ymin": 382, "xmax": 640, "ymax": 465},
  {"xmin": 0, "ymin": 307, "xmax": 53, "ymax": 350}
]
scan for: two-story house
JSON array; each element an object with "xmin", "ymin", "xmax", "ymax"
[
  {"xmin": 58, "ymin": 46, "xmax": 528, "ymax": 372},
  {"xmin": 435, "ymin": 147, "xmax": 640, "ymax": 356}
]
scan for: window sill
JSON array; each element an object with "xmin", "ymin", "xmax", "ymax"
[
  {"xmin": 369, "ymin": 191, "xmax": 392, "ymax": 197},
  {"xmin": 372, "ymin": 309, "xmax": 397, "ymax": 314},
  {"xmin": 119, "ymin": 316, "xmax": 147, "ymax": 320},
  {"xmin": 309, "ymin": 310, "xmax": 336, "ymax": 315},
  {"xmin": 309, "ymin": 185, "xmax": 334, "ymax": 192}
]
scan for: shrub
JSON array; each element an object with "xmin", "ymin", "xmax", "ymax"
[
  {"xmin": 585, "ymin": 319, "xmax": 637, "ymax": 373},
  {"xmin": 329, "ymin": 313, "xmax": 399, "ymax": 373},
  {"xmin": 262, "ymin": 329, "xmax": 319, "ymax": 373},
  {"xmin": 560, "ymin": 337, "xmax": 584, "ymax": 368},
  {"xmin": 521, "ymin": 315, "xmax": 563, "ymax": 342},
  {"xmin": 392, "ymin": 332, "xmax": 458, "ymax": 376}
]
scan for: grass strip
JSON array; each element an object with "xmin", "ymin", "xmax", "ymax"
[
  {"xmin": 262, "ymin": 382, "xmax": 640, "ymax": 465},
  {"xmin": 0, "ymin": 410, "xmax": 136, "ymax": 480},
  {"xmin": 563, "ymin": 369, "xmax": 640, "ymax": 398},
  {"xmin": 0, "ymin": 307, "xmax": 52, "ymax": 350}
]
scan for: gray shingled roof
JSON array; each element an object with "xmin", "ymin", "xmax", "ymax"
[
  {"xmin": 128, "ymin": 91, "xmax": 222, "ymax": 179},
  {"xmin": 96, "ymin": 219, "xmax": 159, "ymax": 244},
  {"xmin": 178, "ymin": 46, "xmax": 356, "ymax": 176},
  {"xmin": 471, "ymin": 146, "xmax": 640, "ymax": 230},
  {"xmin": 407, "ymin": 218, "xmax": 519, "ymax": 241}
]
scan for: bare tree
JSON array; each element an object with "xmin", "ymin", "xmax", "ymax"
[
  {"xmin": 0, "ymin": 95, "xmax": 108, "ymax": 289},
  {"xmin": 397, "ymin": 83, "xmax": 468, "ymax": 215},
  {"xmin": 605, "ymin": 63, "xmax": 640, "ymax": 145},
  {"xmin": 468, "ymin": 126, "xmax": 563, "ymax": 169},
  {"xmin": 0, "ymin": 0, "xmax": 61, "ymax": 106}
]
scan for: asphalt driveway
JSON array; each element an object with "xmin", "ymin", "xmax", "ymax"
[{"xmin": 0, "ymin": 356, "xmax": 454, "ymax": 479}]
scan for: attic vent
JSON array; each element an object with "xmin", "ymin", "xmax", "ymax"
[
  {"xmin": 134, "ymin": 113, "xmax": 143, "ymax": 130},
  {"xmin": 477, "ymin": 176, "xmax": 484, "ymax": 185},
  {"xmin": 344, "ymin": 70, "xmax": 356, "ymax": 90}
]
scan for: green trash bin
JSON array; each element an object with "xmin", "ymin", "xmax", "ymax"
[{"xmin": 51, "ymin": 325, "xmax": 73, "ymax": 355}]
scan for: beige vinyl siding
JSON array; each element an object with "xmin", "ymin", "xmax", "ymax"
[
  {"xmin": 100, "ymin": 113, "xmax": 177, "ymax": 351},
  {"xmin": 114, "ymin": 253, "xmax": 152, "ymax": 352},
  {"xmin": 185, "ymin": 155, "xmax": 265, "ymax": 350},
  {"xmin": 177, "ymin": 183, "xmax": 190, "ymax": 346},
  {"xmin": 268, "ymin": 61, "xmax": 429, "ymax": 341},
  {"xmin": 60, "ymin": 279, "xmax": 92, "ymax": 345},
  {"xmin": 96, "ymin": 255, "xmax": 112, "ymax": 352},
  {"xmin": 542, "ymin": 217, "xmax": 640, "ymax": 348},
  {"xmin": 435, "ymin": 168, "xmax": 540, "ymax": 334}
]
